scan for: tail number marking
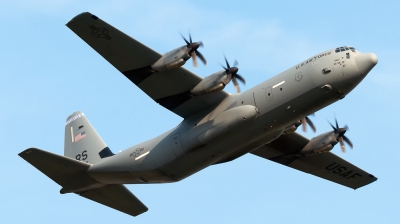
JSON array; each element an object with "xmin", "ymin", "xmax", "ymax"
[{"xmin": 76, "ymin": 150, "xmax": 88, "ymax": 161}]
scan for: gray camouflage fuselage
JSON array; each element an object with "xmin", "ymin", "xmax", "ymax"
[{"xmin": 86, "ymin": 48, "xmax": 377, "ymax": 184}]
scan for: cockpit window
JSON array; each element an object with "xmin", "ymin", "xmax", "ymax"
[{"xmin": 335, "ymin": 46, "xmax": 356, "ymax": 53}]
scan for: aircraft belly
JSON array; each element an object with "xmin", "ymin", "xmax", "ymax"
[
  {"xmin": 89, "ymin": 169, "xmax": 174, "ymax": 184},
  {"xmin": 158, "ymin": 124, "xmax": 283, "ymax": 181}
]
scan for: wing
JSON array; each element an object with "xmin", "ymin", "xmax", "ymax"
[
  {"xmin": 66, "ymin": 12, "xmax": 228, "ymax": 118},
  {"xmin": 251, "ymin": 132, "xmax": 377, "ymax": 189}
]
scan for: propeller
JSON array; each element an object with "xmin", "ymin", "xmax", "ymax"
[
  {"xmin": 329, "ymin": 118, "xmax": 353, "ymax": 153},
  {"xmin": 300, "ymin": 114, "xmax": 316, "ymax": 133},
  {"xmin": 291, "ymin": 114, "xmax": 316, "ymax": 133},
  {"xmin": 221, "ymin": 56, "xmax": 246, "ymax": 93},
  {"xmin": 181, "ymin": 33, "xmax": 206, "ymax": 67}
]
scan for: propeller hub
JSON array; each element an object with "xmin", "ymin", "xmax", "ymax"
[
  {"xmin": 227, "ymin": 67, "xmax": 238, "ymax": 74},
  {"xmin": 337, "ymin": 128, "xmax": 347, "ymax": 135},
  {"xmin": 189, "ymin": 42, "xmax": 200, "ymax": 50}
]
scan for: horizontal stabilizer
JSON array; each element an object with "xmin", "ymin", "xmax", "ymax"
[
  {"xmin": 20, "ymin": 148, "xmax": 148, "ymax": 216},
  {"xmin": 19, "ymin": 148, "xmax": 91, "ymax": 187},
  {"xmin": 80, "ymin": 184, "xmax": 148, "ymax": 217}
]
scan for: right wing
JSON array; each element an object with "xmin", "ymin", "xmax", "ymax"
[
  {"xmin": 251, "ymin": 132, "xmax": 377, "ymax": 189},
  {"xmin": 66, "ymin": 12, "xmax": 229, "ymax": 118}
]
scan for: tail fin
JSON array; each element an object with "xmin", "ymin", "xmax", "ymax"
[{"xmin": 64, "ymin": 111, "xmax": 114, "ymax": 164}]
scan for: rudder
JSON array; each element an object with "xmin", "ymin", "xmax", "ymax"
[{"xmin": 65, "ymin": 111, "xmax": 114, "ymax": 164}]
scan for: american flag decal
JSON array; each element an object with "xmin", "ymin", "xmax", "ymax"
[{"xmin": 74, "ymin": 131, "xmax": 86, "ymax": 142}]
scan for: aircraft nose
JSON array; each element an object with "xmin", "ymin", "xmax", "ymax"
[{"xmin": 355, "ymin": 53, "xmax": 378, "ymax": 76}]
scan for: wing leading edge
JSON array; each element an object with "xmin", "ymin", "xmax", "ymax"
[
  {"xmin": 251, "ymin": 132, "xmax": 377, "ymax": 189},
  {"xmin": 66, "ymin": 12, "xmax": 229, "ymax": 118}
]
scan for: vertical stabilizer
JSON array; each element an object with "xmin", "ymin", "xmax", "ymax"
[{"xmin": 65, "ymin": 111, "xmax": 114, "ymax": 164}]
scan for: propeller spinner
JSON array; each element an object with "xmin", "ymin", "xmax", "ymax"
[
  {"xmin": 221, "ymin": 56, "xmax": 246, "ymax": 94},
  {"xmin": 329, "ymin": 119, "xmax": 353, "ymax": 153},
  {"xmin": 181, "ymin": 33, "xmax": 206, "ymax": 68}
]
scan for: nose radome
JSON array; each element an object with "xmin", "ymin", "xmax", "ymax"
[{"xmin": 355, "ymin": 53, "xmax": 378, "ymax": 76}]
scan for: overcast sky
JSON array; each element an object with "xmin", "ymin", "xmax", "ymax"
[{"xmin": 1, "ymin": 0, "xmax": 399, "ymax": 223}]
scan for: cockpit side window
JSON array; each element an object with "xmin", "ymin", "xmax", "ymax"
[{"xmin": 340, "ymin": 47, "xmax": 345, "ymax": 52}]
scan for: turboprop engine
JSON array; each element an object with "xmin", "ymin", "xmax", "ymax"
[
  {"xmin": 151, "ymin": 33, "xmax": 206, "ymax": 72},
  {"xmin": 190, "ymin": 57, "xmax": 246, "ymax": 96},
  {"xmin": 300, "ymin": 119, "xmax": 353, "ymax": 156}
]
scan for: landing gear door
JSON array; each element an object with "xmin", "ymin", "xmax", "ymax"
[{"xmin": 171, "ymin": 133, "xmax": 184, "ymax": 157}]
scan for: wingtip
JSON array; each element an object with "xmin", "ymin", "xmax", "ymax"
[{"xmin": 18, "ymin": 148, "xmax": 37, "ymax": 157}]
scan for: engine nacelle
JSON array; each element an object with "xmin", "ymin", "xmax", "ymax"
[
  {"xmin": 300, "ymin": 131, "xmax": 338, "ymax": 156},
  {"xmin": 190, "ymin": 71, "xmax": 230, "ymax": 96},
  {"xmin": 151, "ymin": 46, "xmax": 191, "ymax": 72}
]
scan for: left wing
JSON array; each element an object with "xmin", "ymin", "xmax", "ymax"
[
  {"xmin": 251, "ymin": 132, "xmax": 377, "ymax": 189},
  {"xmin": 66, "ymin": 12, "xmax": 228, "ymax": 118}
]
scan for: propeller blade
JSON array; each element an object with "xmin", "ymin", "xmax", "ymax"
[
  {"xmin": 181, "ymin": 33, "xmax": 190, "ymax": 45},
  {"xmin": 329, "ymin": 121, "xmax": 337, "ymax": 131},
  {"xmin": 199, "ymin": 41, "xmax": 204, "ymax": 47},
  {"xmin": 232, "ymin": 77, "xmax": 241, "ymax": 93},
  {"xmin": 335, "ymin": 118, "xmax": 339, "ymax": 130},
  {"xmin": 189, "ymin": 33, "xmax": 192, "ymax": 43},
  {"xmin": 342, "ymin": 135, "xmax": 353, "ymax": 148},
  {"xmin": 305, "ymin": 117, "xmax": 317, "ymax": 133},
  {"xmin": 339, "ymin": 137, "xmax": 346, "ymax": 153},
  {"xmin": 195, "ymin": 50, "xmax": 207, "ymax": 65},
  {"xmin": 302, "ymin": 118, "xmax": 307, "ymax": 132},
  {"xmin": 192, "ymin": 51, "xmax": 198, "ymax": 68},
  {"xmin": 234, "ymin": 73, "xmax": 246, "ymax": 84},
  {"xmin": 224, "ymin": 56, "xmax": 230, "ymax": 69},
  {"xmin": 233, "ymin": 60, "xmax": 239, "ymax": 67}
]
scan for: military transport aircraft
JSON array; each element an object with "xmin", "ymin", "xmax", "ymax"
[{"xmin": 19, "ymin": 12, "xmax": 378, "ymax": 217}]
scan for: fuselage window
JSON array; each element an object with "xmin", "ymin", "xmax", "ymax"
[{"xmin": 346, "ymin": 53, "xmax": 350, "ymax": 59}]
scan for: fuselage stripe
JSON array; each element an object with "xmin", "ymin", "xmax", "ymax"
[{"xmin": 273, "ymin": 81, "xmax": 285, "ymax": 89}]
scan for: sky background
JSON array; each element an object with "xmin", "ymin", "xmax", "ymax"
[{"xmin": 1, "ymin": 0, "xmax": 399, "ymax": 223}]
